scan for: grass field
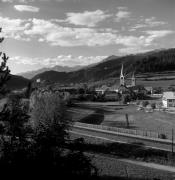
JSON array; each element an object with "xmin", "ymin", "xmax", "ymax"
[
  {"xmin": 68, "ymin": 101, "xmax": 175, "ymax": 139},
  {"xmin": 69, "ymin": 133, "xmax": 175, "ymax": 179},
  {"xmin": 91, "ymin": 154, "xmax": 175, "ymax": 180}
]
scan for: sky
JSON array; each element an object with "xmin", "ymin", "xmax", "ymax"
[{"xmin": 0, "ymin": 0, "xmax": 175, "ymax": 74}]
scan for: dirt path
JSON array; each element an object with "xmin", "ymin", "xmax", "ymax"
[{"xmin": 119, "ymin": 159, "xmax": 175, "ymax": 173}]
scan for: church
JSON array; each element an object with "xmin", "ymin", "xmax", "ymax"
[
  {"xmin": 95, "ymin": 64, "xmax": 136, "ymax": 95},
  {"xmin": 117, "ymin": 64, "xmax": 136, "ymax": 95},
  {"xmin": 119, "ymin": 64, "xmax": 136, "ymax": 87}
]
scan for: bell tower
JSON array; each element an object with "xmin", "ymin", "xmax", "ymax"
[
  {"xmin": 120, "ymin": 64, "xmax": 125, "ymax": 86},
  {"xmin": 131, "ymin": 72, "xmax": 136, "ymax": 87}
]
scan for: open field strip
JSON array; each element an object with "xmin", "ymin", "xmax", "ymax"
[
  {"xmin": 69, "ymin": 130, "xmax": 170, "ymax": 152},
  {"xmin": 69, "ymin": 131, "xmax": 175, "ymax": 179},
  {"xmin": 69, "ymin": 102, "xmax": 175, "ymax": 139},
  {"xmin": 71, "ymin": 125, "xmax": 175, "ymax": 151},
  {"xmin": 89, "ymin": 153, "xmax": 175, "ymax": 180},
  {"xmin": 118, "ymin": 158, "xmax": 175, "ymax": 173}
]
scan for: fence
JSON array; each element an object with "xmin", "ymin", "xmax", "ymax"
[{"xmin": 74, "ymin": 122, "xmax": 163, "ymax": 139}]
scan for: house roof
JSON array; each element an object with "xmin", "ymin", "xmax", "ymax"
[
  {"xmin": 95, "ymin": 85, "xmax": 110, "ymax": 91},
  {"xmin": 163, "ymin": 91, "xmax": 175, "ymax": 99},
  {"xmin": 145, "ymin": 87, "xmax": 153, "ymax": 91}
]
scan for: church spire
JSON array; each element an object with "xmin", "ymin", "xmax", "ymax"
[
  {"xmin": 120, "ymin": 64, "xmax": 124, "ymax": 77},
  {"xmin": 120, "ymin": 64, "xmax": 125, "ymax": 86}
]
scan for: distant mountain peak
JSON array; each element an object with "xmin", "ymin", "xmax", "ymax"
[
  {"xmin": 102, "ymin": 55, "xmax": 119, "ymax": 62},
  {"xmin": 18, "ymin": 65, "xmax": 84, "ymax": 79}
]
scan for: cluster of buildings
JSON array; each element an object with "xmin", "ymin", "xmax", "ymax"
[
  {"xmin": 95, "ymin": 64, "xmax": 175, "ymax": 109},
  {"xmin": 34, "ymin": 65, "xmax": 175, "ymax": 109},
  {"xmin": 95, "ymin": 64, "xmax": 148, "ymax": 100}
]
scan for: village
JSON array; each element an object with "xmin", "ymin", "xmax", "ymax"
[{"xmin": 1, "ymin": 0, "xmax": 175, "ymax": 178}]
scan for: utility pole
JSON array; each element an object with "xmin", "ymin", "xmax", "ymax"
[
  {"xmin": 172, "ymin": 128, "xmax": 174, "ymax": 157},
  {"xmin": 125, "ymin": 114, "xmax": 129, "ymax": 128}
]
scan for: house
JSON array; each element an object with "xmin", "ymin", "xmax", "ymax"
[
  {"xmin": 162, "ymin": 91, "xmax": 175, "ymax": 108},
  {"xmin": 145, "ymin": 87, "xmax": 153, "ymax": 95},
  {"xmin": 95, "ymin": 85, "xmax": 110, "ymax": 94},
  {"xmin": 104, "ymin": 90, "xmax": 120, "ymax": 101},
  {"xmin": 129, "ymin": 85, "xmax": 147, "ymax": 95}
]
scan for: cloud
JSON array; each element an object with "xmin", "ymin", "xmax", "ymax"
[
  {"xmin": 130, "ymin": 17, "xmax": 167, "ymax": 31},
  {"xmin": 66, "ymin": 10, "xmax": 111, "ymax": 27},
  {"xmin": 118, "ymin": 30, "xmax": 174, "ymax": 54},
  {"xmin": 0, "ymin": 16, "xmax": 31, "ymax": 41},
  {"xmin": 117, "ymin": 6, "xmax": 128, "ymax": 11},
  {"xmin": 10, "ymin": 55, "xmax": 107, "ymax": 67},
  {"xmin": 115, "ymin": 7, "xmax": 131, "ymax": 22},
  {"xmin": 118, "ymin": 47, "xmax": 151, "ymax": 54},
  {"xmin": 120, "ymin": 30, "xmax": 174, "ymax": 48},
  {"xmin": 144, "ymin": 30, "xmax": 174, "ymax": 44},
  {"xmin": 14, "ymin": 5, "xmax": 40, "ymax": 12},
  {"xmin": 23, "ymin": 18, "xmax": 117, "ymax": 46},
  {"xmin": 1, "ymin": 0, "xmax": 34, "ymax": 2},
  {"xmin": 1, "ymin": 16, "xmax": 173, "ymax": 50},
  {"xmin": 1, "ymin": 0, "xmax": 62, "ymax": 2}
]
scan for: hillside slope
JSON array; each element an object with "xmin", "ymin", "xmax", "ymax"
[
  {"xmin": 7, "ymin": 75, "xmax": 30, "ymax": 90},
  {"xmin": 18, "ymin": 65, "xmax": 84, "ymax": 79},
  {"xmin": 32, "ymin": 48, "xmax": 175, "ymax": 84}
]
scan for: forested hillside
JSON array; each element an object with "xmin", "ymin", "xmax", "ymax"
[{"xmin": 32, "ymin": 48, "xmax": 175, "ymax": 84}]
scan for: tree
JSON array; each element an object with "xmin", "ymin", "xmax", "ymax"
[
  {"xmin": 139, "ymin": 101, "xmax": 149, "ymax": 107},
  {"xmin": 121, "ymin": 94, "xmax": 131, "ymax": 104},
  {"xmin": 0, "ymin": 28, "xmax": 10, "ymax": 96},
  {"xmin": 153, "ymin": 87, "xmax": 163, "ymax": 94},
  {"xmin": 0, "ymin": 95, "xmax": 33, "ymax": 171},
  {"xmin": 151, "ymin": 102, "xmax": 156, "ymax": 109},
  {"xmin": 31, "ymin": 92, "xmax": 71, "ymax": 147},
  {"xmin": 25, "ymin": 81, "xmax": 32, "ymax": 98},
  {"xmin": 30, "ymin": 91, "xmax": 97, "ymax": 177}
]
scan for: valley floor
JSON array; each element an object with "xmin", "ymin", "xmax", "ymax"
[{"xmin": 68, "ymin": 101, "xmax": 175, "ymax": 139}]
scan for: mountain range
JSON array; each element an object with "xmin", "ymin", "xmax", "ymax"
[
  {"xmin": 8, "ymin": 48, "xmax": 175, "ymax": 90},
  {"xmin": 31, "ymin": 48, "xmax": 175, "ymax": 84},
  {"xmin": 18, "ymin": 65, "xmax": 84, "ymax": 79}
]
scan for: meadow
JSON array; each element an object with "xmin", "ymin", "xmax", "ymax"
[
  {"xmin": 69, "ymin": 101, "xmax": 175, "ymax": 139},
  {"xmin": 69, "ymin": 133, "xmax": 175, "ymax": 179}
]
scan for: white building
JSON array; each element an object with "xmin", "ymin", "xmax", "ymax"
[{"xmin": 162, "ymin": 91, "xmax": 175, "ymax": 108}]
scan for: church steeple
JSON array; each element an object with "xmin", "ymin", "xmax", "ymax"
[
  {"xmin": 131, "ymin": 72, "xmax": 136, "ymax": 87},
  {"xmin": 120, "ymin": 64, "xmax": 125, "ymax": 86}
]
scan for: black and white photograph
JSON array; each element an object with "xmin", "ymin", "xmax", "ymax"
[{"xmin": 0, "ymin": 0, "xmax": 175, "ymax": 179}]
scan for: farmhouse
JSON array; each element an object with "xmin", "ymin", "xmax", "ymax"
[{"xmin": 162, "ymin": 91, "xmax": 175, "ymax": 108}]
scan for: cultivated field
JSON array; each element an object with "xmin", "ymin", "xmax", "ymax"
[{"xmin": 68, "ymin": 101, "xmax": 175, "ymax": 139}]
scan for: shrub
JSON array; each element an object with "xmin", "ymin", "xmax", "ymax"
[
  {"xmin": 136, "ymin": 101, "xmax": 140, "ymax": 106},
  {"xmin": 140, "ymin": 101, "xmax": 149, "ymax": 107},
  {"xmin": 158, "ymin": 134, "xmax": 167, "ymax": 139},
  {"xmin": 151, "ymin": 102, "xmax": 156, "ymax": 109}
]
